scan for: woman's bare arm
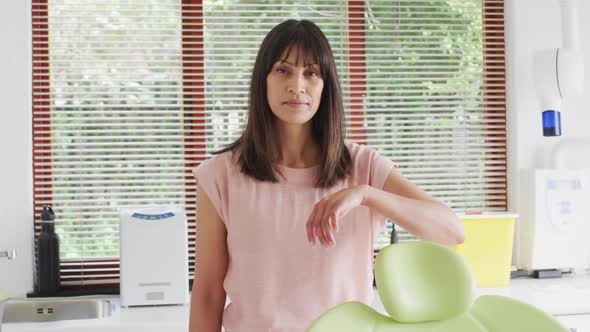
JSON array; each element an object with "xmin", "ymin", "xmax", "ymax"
[
  {"xmin": 363, "ymin": 167, "xmax": 464, "ymax": 246},
  {"xmin": 189, "ymin": 185, "xmax": 229, "ymax": 332}
]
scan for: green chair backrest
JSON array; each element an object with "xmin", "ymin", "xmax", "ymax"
[{"xmin": 375, "ymin": 241, "xmax": 475, "ymax": 322}]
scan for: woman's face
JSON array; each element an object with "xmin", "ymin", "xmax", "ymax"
[{"xmin": 266, "ymin": 47, "xmax": 324, "ymax": 126}]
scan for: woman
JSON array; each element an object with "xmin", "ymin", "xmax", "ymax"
[{"xmin": 189, "ymin": 19, "xmax": 464, "ymax": 332}]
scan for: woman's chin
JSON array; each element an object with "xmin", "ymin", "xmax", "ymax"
[{"xmin": 273, "ymin": 108, "xmax": 317, "ymax": 125}]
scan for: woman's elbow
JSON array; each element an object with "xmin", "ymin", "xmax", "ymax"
[
  {"xmin": 448, "ymin": 215, "xmax": 465, "ymax": 245},
  {"xmin": 433, "ymin": 214, "xmax": 464, "ymax": 246},
  {"xmin": 453, "ymin": 225, "xmax": 465, "ymax": 245}
]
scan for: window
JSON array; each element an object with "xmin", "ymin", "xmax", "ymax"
[{"xmin": 32, "ymin": 0, "xmax": 506, "ymax": 292}]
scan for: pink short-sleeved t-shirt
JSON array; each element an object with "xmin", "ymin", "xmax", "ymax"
[{"xmin": 192, "ymin": 140, "xmax": 395, "ymax": 332}]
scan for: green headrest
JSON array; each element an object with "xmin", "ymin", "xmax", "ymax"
[{"xmin": 375, "ymin": 241, "xmax": 475, "ymax": 322}]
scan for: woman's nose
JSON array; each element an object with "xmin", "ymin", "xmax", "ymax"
[
  {"xmin": 288, "ymin": 87, "xmax": 305, "ymax": 94},
  {"xmin": 287, "ymin": 75, "xmax": 306, "ymax": 94}
]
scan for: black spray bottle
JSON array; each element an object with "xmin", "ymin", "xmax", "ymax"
[{"xmin": 36, "ymin": 206, "xmax": 61, "ymax": 295}]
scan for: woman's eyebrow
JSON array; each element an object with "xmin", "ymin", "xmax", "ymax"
[{"xmin": 278, "ymin": 60, "xmax": 320, "ymax": 68}]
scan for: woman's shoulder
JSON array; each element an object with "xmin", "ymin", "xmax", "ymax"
[
  {"xmin": 193, "ymin": 149, "xmax": 237, "ymax": 176},
  {"xmin": 211, "ymin": 149, "xmax": 235, "ymax": 164},
  {"xmin": 344, "ymin": 139, "xmax": 375, "ymax": 159},
  {"xmin": 344, "ymin": 139, "xmax": 395, "ymax": 169},
  {"xmin": 344, "ymin": 139, "xmax": 359, "ymax": 153}
]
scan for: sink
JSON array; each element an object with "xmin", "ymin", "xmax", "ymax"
[{"xmin": 1, "ymin": 298, "xmax": 113, "ymax": 323}]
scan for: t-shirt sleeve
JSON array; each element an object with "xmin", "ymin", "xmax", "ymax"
[
  {"xmin": 192, "ymin": 155, "xmax": 226, "ymax": 223},
  {"xmin": 367, "ymin": 148, "xmax": 396, "ymax": 192}
]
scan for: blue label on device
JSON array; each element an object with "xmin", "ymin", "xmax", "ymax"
[{"xmin": 131, "ymin": 212, "xmax": 175, "ymax": 220}]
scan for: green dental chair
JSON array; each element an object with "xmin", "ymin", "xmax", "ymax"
[{"xmin": 307, "ymin": 241, "xmax": 569, "ymax": 332}]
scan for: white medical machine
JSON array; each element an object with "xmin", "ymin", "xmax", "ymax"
[{"xmin": 119, "ymin": 206, "xmax": 189, "ymax": 307}]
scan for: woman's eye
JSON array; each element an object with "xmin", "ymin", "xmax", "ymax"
[
  {"xmin": 276, "ymin": 67, "xmax": 288, "ymax": 74},
  {"xmin": 307, "ymin": 71, "xmax": 319, "ymax": 77}
]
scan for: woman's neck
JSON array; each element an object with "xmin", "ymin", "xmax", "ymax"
[{"xmin": 276, "ymin": 123, "xmax": 320, "ymax": 168}]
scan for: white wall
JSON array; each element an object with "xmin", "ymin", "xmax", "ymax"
[
  {"xmin": 1, "ymin": 0, "xmax": 590, "ymax": 297},
  {"xmin": 0, "ymin": 0, "xmax": 34, "ymax": 297},
  {"xmin": 505, "ymin": 0, "xmax": 590, "ymax": 213}
]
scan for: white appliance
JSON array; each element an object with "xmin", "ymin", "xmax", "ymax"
[
  {"xmin": 516, "ymin": 169, "xmax": 590, "ymax": 271},
  {"xmin": 119, "ymin": 206, "xmax": 189, "ymax": 307}
]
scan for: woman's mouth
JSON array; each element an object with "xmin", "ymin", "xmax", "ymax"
[{"xmin": 284, "ymin": 99, "xmax": 309, "ymax": 108}]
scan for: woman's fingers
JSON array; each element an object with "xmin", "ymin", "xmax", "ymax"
[
  {"xmin": 330, "ymin": 211, "xmax": 339, "ymax": 233},
  {"xmin": 307, "ymin": 198, "xmax": 342, "ymax": 248},
  {"xmin": 323, "ymin": 217, "xmax": 335, "ymax": 246},
  {"xmin": 308, "ymin": 224, "xmax": 317, "ymax": 246},
  {"xmin": 306, "ymin": 202, "xmax": 322, "ymax": 245},
  {"xmin": 306, "ymin": 205, "xmax": 318, "ymax": 245},
  {"xmin": 317, "ymin": 202, "xmax": 335, "ymax": 246},
  {"xmin": 322, "ymin": 221, "xmax": 332, "ymax": 247},
  {"xmin": 317, "ymin": 217, "xmax": 330, "ymax": 247}
]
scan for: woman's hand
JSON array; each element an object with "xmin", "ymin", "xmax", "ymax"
[{"xmin": 306, "ymin": 185, "xmax": 369, "ymax": 248}]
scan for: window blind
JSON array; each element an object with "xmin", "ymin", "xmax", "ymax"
[{"xmin": 32, "ymin": 0, "xmax": 507, "ymax": 291}]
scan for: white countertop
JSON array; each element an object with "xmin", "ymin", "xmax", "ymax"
[
  {"xmin": 4, "ymin": 273, "xmax": 590, "ymax": 332},
  {"xmin": 478, "ymin": 272, "xmax": 590, "ymax": 316}
]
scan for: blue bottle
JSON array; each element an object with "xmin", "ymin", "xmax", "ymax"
[{"xmin": 542, "ymin": 110, "xmax": 562, "ymax": 137}]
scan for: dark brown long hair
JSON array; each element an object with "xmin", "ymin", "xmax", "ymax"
[{"xmin": 216, "ymin": 19, "xmax": 351, "ymax": 187}]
